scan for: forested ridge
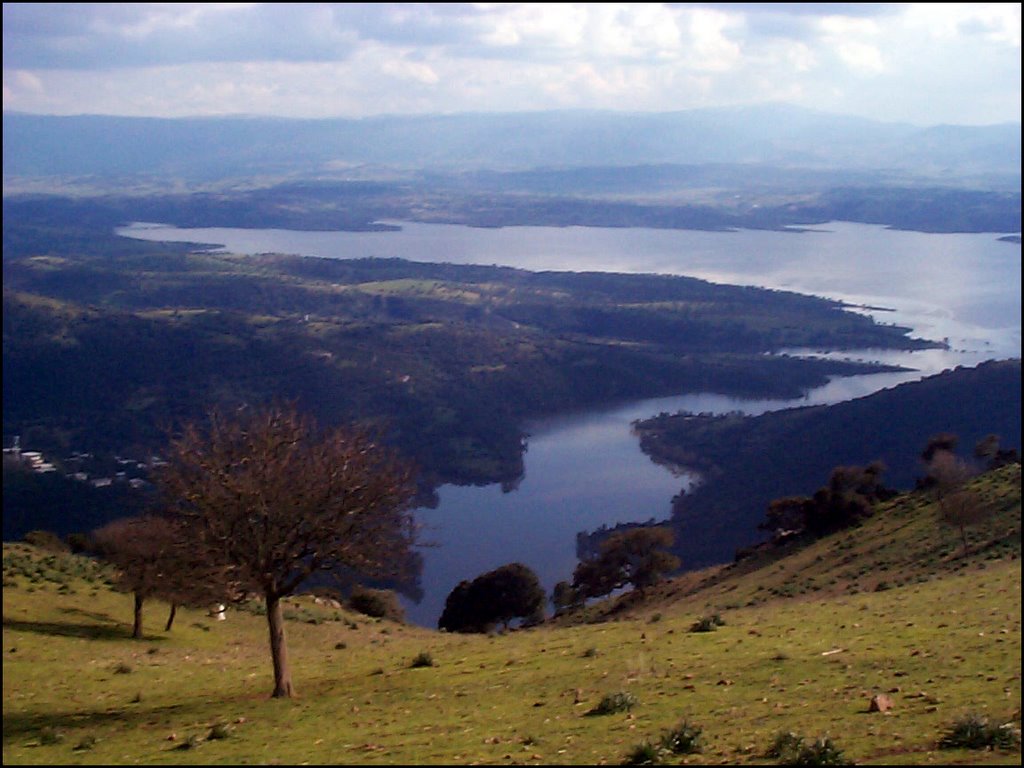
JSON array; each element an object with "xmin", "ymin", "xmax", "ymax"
[
  {"xmin": 3, "ymin": 203, "xmax": 933, "ymax": 541},
  {"xmin": 634, "ymin": 359, "xmax": 1022, "ymax": 569}
]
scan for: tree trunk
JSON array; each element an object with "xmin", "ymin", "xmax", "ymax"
[
  {"xmin": 164, "ymin": 603, "xmax": 177, "ymax": 632},
  {"xmin": 132, "ymin": 592, "xmax": 144, "ymax": 639},
  {"xmin": 266, "ymin": 595, "xmax": 295, "ymax": 698}
]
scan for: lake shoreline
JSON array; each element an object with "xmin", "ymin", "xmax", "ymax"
[{"xmin": 113, "ymin": 219, "xmax": 1020, "ymax": 627}]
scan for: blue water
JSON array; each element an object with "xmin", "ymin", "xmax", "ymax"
[{"xmin": 119, "ymin": 221, "xmax": 1021, "ymax": 625}]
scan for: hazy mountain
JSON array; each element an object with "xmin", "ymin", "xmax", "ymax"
[{"xmin": 4, "ymin": 105, "xmax": 1019, "ymax": 182}]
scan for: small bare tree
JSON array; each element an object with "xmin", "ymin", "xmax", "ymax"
[
  {"xmin": 91, "ymin": 514, "xmax": 231, "ymax": 638},
  {"xmin": 154, "ymin": 404, "xmax": 419, "ymax": 698},
  {"xmin": 928, "ymin": 449, "xmax": 991, "ymax": 556}
]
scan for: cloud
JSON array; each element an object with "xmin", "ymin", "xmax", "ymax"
[
  {"xmin": 1, "ymin": 3, "xmax": 1019, "ymax": 125},
  {"xmin": 2, "ymin": 3, "xmax": 358, "ymax": 69}
]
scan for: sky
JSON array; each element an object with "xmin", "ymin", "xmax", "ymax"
[{"xmin": 2, "ymin": 3, "xmax": 1020, "ymax": 126}]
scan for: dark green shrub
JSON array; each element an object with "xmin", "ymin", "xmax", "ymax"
[
  {"xmin": 790, "ymin": 737, "xmax": 852, "ymax": 765},
  {"xmin": 769, "ymin": 732, "xmax": 851, "ymax": 766},
  {"xmin": 582, "ymin": 646, "xmax": 599, "ymax": 658},
  {"xmin": 348, "ymin": 586, "xmax": 406, "ymax": 623},
  {"xmin": 588, "ymin": 691, "xmax": 638, "ymax": 716},
  {"xmin": 38, "ymin": 726, "xmax": 65, "ymax": 745},
  {"xmin": 689, "ymin": 616, "xmax": 718, "ymax": 633},
  {"xmin": 623, "ymin": 741, "xmax": 661, "ymax": 765},
  {"xmin": 207, "ymin": 723, "xmax": 232, "ymax": 741},
  {"xmin": 660, "ymin": 721, "xmax": 703, "ymax": 754},
  {"xmin": 439, "ymin": 562, "xmax": 545, "ymax": 633},
  {"xmin": 767, "ymin": 731, "xmax": 804, "ymax": 760},
  {"xmin": 73, "ymin": 735, "xmax": 97, "ymax": 751},
  {"xmin": 113, "ymin": 663, "xmax": 133, "ymax": 674},
  {"xmin": 410, "ymin": 651, "xmax": 435, "ymax": 668},
  {"xmin": 939, "ymin": 714, "xmax": 1021, "ymax": 750},
  {"xmin": 174, "ymin": 734, "xmax": 200, "ymax": 750}
]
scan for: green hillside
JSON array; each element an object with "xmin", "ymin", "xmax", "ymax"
[
  {"xmin": 633, "ymin": 359, "xmax": 1022, "ymax": 570},
  {"xmin": 3, "ymin": 465, "xmax": 1020, "ymax": 765}
]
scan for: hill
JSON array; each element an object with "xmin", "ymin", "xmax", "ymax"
[
  {"xmin": 2, "ymin": 464, "xmax": 1020, "ymax": 765},
  {"xmin": 5, "ymin": 109, "xmax": 1020, "ymax": 236},
  {"xmin": 633, "ymin": 360, "xmax": 1022, "ymax": 570},
  {"xmin": 4, "ymin": 107, "xmax": 1020, "ymax": 180},
  {"xmin": 3, "ymin": 213, "xmax": 929, "ymax": 539}
]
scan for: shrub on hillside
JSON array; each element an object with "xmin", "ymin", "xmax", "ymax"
[
  {"xmin": 622, "ymin": 740, "xmax": 661, "ymax": 765},
  {"xmin": 660, "ymin": 721, "xmax": 703, "ymax": 755},
  {"xmin": 767, "ymin": 732, "xmax": 851, "ymax": 765},
  {"xmin": 588, "ymin": 691, "xmax": 638, "ymax": 716},
  {"xmin": 938, "ymin": 714, "xmax": 1021, "ymax": 751},
  {"xmin": 689, "ymin": 616, "xmax": 719, "ymax": 633},
  {"xmin": 23, "ymin": 529, "xmax": 70, "ymax": 553},
  {"xmin": 410, "ymin": 651, "xmax": 435, "ymax": 668},
  {"xmin": 348, "ymin": 586, "xmax": 406, "ymax": 623}
]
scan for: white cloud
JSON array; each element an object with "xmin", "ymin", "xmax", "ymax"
[
  {"xmin": 834, "ymin": 40, "xmax": 885, "ymax": 75},
  {"xmin": 1, "ymin": 3, "xmax": 1019, "ymax": 125},
  {"xmin": 380, "ymin": 56, "xmax": 441, "ymax": 86}
]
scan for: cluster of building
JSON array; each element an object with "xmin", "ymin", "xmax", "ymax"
[{"xmin": 3, "ymin": 436, "xmax": 164, "ymax": 490}]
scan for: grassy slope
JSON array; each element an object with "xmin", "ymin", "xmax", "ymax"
[{"xmin": 3, "ymin": 465, "xmax": 1020, "ymax": 765}]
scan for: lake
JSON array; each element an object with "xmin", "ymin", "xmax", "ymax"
[{"xmin": 119, "ymin": 221, "xmax": 1021, "ymax": 626}]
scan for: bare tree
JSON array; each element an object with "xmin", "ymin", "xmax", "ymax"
[
  {"xmin": 929, "ymin": 449, "xmax": 990, "ymax": 556},
  {"xmin": 91, "ymin": 514, "xmax": 229, "ymax": 638},
  {"xmin": 154, "ymin": 404, "xmax": 419, "ymax": 698}
]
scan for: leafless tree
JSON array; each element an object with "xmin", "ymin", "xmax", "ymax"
[
  {"xmin": 154, "ymin": 404, "xmax": 419, "ymax": 698},
  {"xmin": 928, "ymin": 449, "xmax": 991, "ymax": 556},
  {"xmin": 91, "ymin": 514, "xmax": 231, "ymax": 638}
]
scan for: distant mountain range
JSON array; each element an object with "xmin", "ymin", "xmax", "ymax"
[{"xmin": 3, "ymin": 105, "xmax": 1020, "ymax": 182}]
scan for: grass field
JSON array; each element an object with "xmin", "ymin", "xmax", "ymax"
[{"xmin": 3, "ymin": 466, "xmax": 1020, "ymax": 765}]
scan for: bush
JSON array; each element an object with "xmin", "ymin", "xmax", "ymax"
[
  {"xmin": 689, "ymin": 616, "xmax": 718, "ymax": 633},
  {"xmin": 439, "ymin": 563, "xmax": 545, "ymax": 633},
  {"xmin": 768, "ymin": 732, "xmax": 851, "ymax": 766},
  {"xmin": 23, "ymin": 530, "xmax": 69, "ymax": 553},
  {"xmin": 622, "ymin": 741, "xmax": 661, "ymax": 765},
  {"xmin": 660, "ymin": 721, "xmax": 703, "ymax": 755},
  {"xmin": 790, "ymin": 737, "xmax": 852, "ymax": 765},
  {"xmin": 348, "ymin": 586, "xmax": 406, "ymax": 623},
  {"xmin": 588, "ymin": 691, "xmax": 638, "ymax": 716},
  {"xmin": 175, "ymin": 734, "xmax": 201, "ymax": 751},
  {"xmin": 767, "ymin": 731, "xmax": 805, "ymax": 760},
  {"xmin": 410, "ymin": 651, "xmax": 435, "ymax": 668},
  {"xmin": 38, "ymin": 726, "xmax": 65, "ymax": 745},
  {"xmin": 939, "ymin": 714, "xmax": 1021, "ymax": 751},
  {"xmin": 207, "ymin": 722, "xmax": 232, "ymax": 741}
]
